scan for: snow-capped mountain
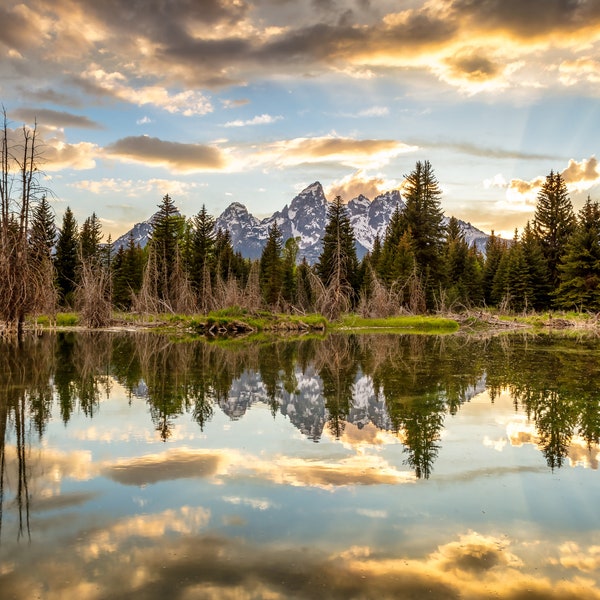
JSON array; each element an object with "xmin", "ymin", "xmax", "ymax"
[{"xmin": 114, "ymin": 181, "xmax": 490, "ymax": 260}]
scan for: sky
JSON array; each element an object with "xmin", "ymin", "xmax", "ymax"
[{"xmin": 2, "ymin": 0, "xmax": 600, "ymax": 240}]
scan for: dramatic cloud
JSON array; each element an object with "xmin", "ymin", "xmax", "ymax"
[
  {"xmin": 104, "ymin": 136, "xmax": 228, "ymax": 172},
  {"xmin": 3, "ymin": 0, "xmax": 600, "ymax": 98}
]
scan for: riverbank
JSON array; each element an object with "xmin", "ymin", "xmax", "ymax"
[{"xmin": 25, "ymin": 308, "xmax": 600, "ymax": 337}]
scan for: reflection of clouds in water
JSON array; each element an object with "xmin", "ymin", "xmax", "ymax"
[
  {"xmin": 552, "ymin": 541, "xmax": 600, "ymax": 573},
  {"xmin": 328, "ymin": 421, "xmax": 403, "ymax": 452},
  {"xmin": 78, "ymin": 506, "xmax": 211, "ymax": 561},
  {"xmin": 502, "ymin": 415, "xmax": 599, "ymax": 470},
  {"xmin": 2, "ymin": 445, "xmax": 95, "ymax": 498},
  {"xmin": 222, "ymin": 496, "xmax": 276, "ymax": 511},
  {"xmin": 103, "ymin": 449, "xmax": 224, "ymax": 486},
  {"xmin": 100, "ymin": 446, "xmax": 415, "ymax": 491},
  {"xmin": 2, "ymin": 528, "xmax": 599, "ymax": 600}
]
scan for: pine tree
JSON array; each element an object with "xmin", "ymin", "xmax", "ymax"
[
  {"xmin": 259, "ymin": 223, "xmax": 284, "ymax": 307},
  {"xmin": 79, "ymin": 212, "xmax": 103, "ymax": 263},
  {"xmin": 315, "ymin": 195, "xmax": 359, "ymax": 295},
  {"xmin": 443, "ymin": 216, "xmax": 471, "ymax": 306},
  {"xmin": 555, "ymin": 197, "xmax": 600, "ymax": 311},
  {"xmin": 189, "ymin": 205, "xmax": 215, "ymax": 295},
  {"xmin": 54, "ymin": 206, "xmax": 80, "ymax": 307},
  {"xmin": 521, "ymin": 221, "xmax": 550, "ymax": 310},
  {"xmin": 282, "ymin": 236, "xmax": 299, "ymax": 305},
  {"xmin": 483, "ymin": 231, "xmax": 508, "ymax": 306},
  {"xmin": 112, "ymin": 232, "xmax": 144, "ymax": 309},
  {"xmin": 147, "ymin": 194, "xmax": 185, "ymax": 307},
  {"xmin": 398, "ymin": 160, "xmax": 446, "ymax": 307},
  {"xmin": 29, "ymin": 195, "xmax": 56, "ymax": 262},
  {"xmin": 296, "ymin": 257, "xmax": 315, "ymax": 311},
  {"xmin": 533, "ymin": 171, "xmax": 575, "ymax": 289}
]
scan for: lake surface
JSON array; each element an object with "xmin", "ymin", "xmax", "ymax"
[{"xmin": 0, "ymin": 331, "xmax": 599, "ymax": 599}]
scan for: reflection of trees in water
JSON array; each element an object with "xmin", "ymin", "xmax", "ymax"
[
  {"xmin": 0, "ymin": 330, "xmax": 599, "ymax": 530},
  {"xmin": 487, "ymin": 336, "xmax": 600, "ymax": 470}
]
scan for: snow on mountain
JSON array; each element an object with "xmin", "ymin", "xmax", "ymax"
[{"xmin": 114, "ymin": 182, "xmax": 491, "ymax": 261}]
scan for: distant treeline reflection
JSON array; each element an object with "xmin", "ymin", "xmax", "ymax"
[{"xmin": 1, "ymin": 332, "xmax": 600, "ymax": 481}]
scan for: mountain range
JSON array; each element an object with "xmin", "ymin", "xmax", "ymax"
[{"xmin": 113, "ymin": 182, "xmax": 490, "ymax": 262}]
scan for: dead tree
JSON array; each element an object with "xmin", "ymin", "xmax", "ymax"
[{"xmin": 0, "ymin": 110, "xmax": 50, "ymax": 335}]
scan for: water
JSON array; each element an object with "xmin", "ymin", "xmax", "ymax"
[{"xmin": 0, "ymin": 331, "xmax": 599, "ymax": 599}]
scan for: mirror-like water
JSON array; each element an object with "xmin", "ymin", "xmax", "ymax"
[{"xmin": 0, "ymin": 332, "xmax": 599, "ymax": 599}]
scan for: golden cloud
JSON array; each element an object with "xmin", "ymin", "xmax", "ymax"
[
  {"xmin": 326, "ymin": 169, "xmax": 399, "ymax": 203},
  {"xmin": 254, "ymin": 136, "xmax": 416, "ymax": 170},
  {"xmin": 3, "ymin": 0, "xmax": 600, "ymax": 100}
]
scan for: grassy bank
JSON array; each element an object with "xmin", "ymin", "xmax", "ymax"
[{"xmin": 30, "ymin": 308, "xmax": 600, "ymax": 337}]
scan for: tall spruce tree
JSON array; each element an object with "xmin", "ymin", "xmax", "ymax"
[
  {"xmin": 555, "ymin": 197, "xmax": 600, "ymax": 311},
  {"xmin": 483, "ymin": 231, "xmax": 508, "ymax": 306},
  {"xmin": 398, "ymin": 160, "xmax": 445, "ymax": 307},
  {"xmin": 189, "ymin": 205, "xmax": 215, "ymax": 295},
  {"xmin": 147, "ymin": 194, "xmax": 185, "ymax": 305},
  {"xmin": 259, "ymin": 222, "xmax": 284, "ymax": 306},
  {"xmin": 54, "ymin": 206, "xmax": 80, "ymax": 306},
  {"xmin": 79, "ymin": 212, "xmax": 103, "ymax": 263},
  {"xmin": 315, "ymin": 195, "xmax": 359, "ymax": 307},
  {"xmin": 29, "ymin": 195, "xmax": 56, "ymax": 262},
  {"xmin": 533, "ymin": 171, "xmax": 575, "ymax": 289}
]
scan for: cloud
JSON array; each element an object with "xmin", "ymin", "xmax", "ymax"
[
  {"xmin": 254, "ymin": 135, "xmax": 416, "ymax": 170},
  {"xmin": 326, "ymin": 169, "xmax": 398, "ymax": 201},
  {"xmin": 221, "ymin": 98, "xmax": 251, "ymax": 109},
  {"xmin": 80, "ymin": 67, "xmax": 213, "ymax": 116},
  {"xmin": 4, "ymin": 0, "xmax": 600, "ymax": 101},
  {"xmin": 103, "ymin": 449, "xmax": 224, "ymax": 486},
  {"xmin": 70, "ymin": 178, "xmax": 201, "ymax": 197},
  {"xmin": 561, "ymin": 156, "xmax": 600, "ymax": 189},
  {"xmin": 10, "ymin": 108, "xmax": 102, "ymax": 129},
  {"xmin": 223, "ymin": 113, "xmax": 283, "ymax": 127},
  {"xmin": 104, "ymin": 136, "xmax": 228, "ymax": 172}
]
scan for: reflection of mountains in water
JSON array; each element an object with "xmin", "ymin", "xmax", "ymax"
[{"xmin": 215, "ymin": 367, "xmax": 487, "ymax": 442}]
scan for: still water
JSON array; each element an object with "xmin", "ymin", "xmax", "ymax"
[{"xmin": 0, "ymin": 331, "xmax": 599, "ymax": 599}]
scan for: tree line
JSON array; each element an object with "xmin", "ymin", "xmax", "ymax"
[{"xmin": 2, "ymin": 114, "xmax": 599, "ymax": 331}]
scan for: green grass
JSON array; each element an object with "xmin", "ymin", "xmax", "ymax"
[{"xmin": 337, "ymin": 314, "xmax": 459, "ymax": 333}]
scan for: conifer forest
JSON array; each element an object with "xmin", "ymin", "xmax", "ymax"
[{"xmin": 2, "ymin": 116, "xmax": 600, "ymax": 333}]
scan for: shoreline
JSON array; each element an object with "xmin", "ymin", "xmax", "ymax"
[{"xmin": 18, "ymin": 310, "xmax": 600, "ymax": 338}]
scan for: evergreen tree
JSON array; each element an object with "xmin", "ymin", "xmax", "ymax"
[
  {"xmin": 112, "ymin": 232, "xmax": 144, "ymax": 309},
  {"xmin": 483, "ymin": 231, "xmax": 508, "ymax": 306},
  {"xmin": 214, "ymin": 228, "xmax": 236, "ymax": 281},
  {"xmin": 29, "ymin": 195, "xmax": 56, "ymax": 262},
  {"xmin": 189, "ymin": 205, "xmax": 215, "ymax": 294},
  {"xmin": 533, "ymin": 171, "xmax": 575, "ymax": 289},
  {"xmin": 377, "ymin": 205, "xmax": 406, "ymax": 286},
  {"xmin": 282, "ymin": 236, "xmax": 299, "ymax": 305},
  {"xmin": 79, "ymin": 212, "xmax": 103, "ymax": 263},
  {"xmin": 555, "ymin": 197, "xmax": 600, "ymax": 311},
  {"xmin": 398, "ymin": 160, "xmax": 446, "ymax": 307},
  {"xmin": 315, "ymin": 195, "xmax": 359, "ymax": 296},
  {"xmin": 443, "ymin": 216, "xmax": 474, "ymax": 306},
  {"xmin": 111, "ymin": 245, "xmax": 129, "ymax": 308},
  {"xmin": 521, "ymin": 221, "xmax": 551, "ymax": 310},
  {"xmin": 54, "ymin": 206, "xmax": 80, "ymax": 306},
  {"xmin": 147, "ymin": 194, "xmax": 185, "ymax": 305},
  {"xmin": 296, "ymin": 257, "xmax": 315, "ymax": 311},
  {"xmin": 259, "ymin": 223, "xmax": 284, "ymax": 306}
]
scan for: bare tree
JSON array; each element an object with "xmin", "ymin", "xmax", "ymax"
[{"xmin": 0, "ymin": 110, "xmax": 51, "ymax": 335}]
